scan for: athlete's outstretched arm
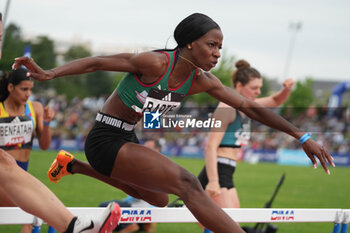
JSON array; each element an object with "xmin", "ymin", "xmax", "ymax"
[
  {"xmin": 12, "ymin": 52, "xmax": 165, "ymax": 82},
  {"xmin": 193, "ymin": 73, "xmax": 334, "ymax": 174}
]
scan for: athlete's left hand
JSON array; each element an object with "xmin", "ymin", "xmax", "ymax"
[
  {"xmin": 301, "ymin": 139, "xmax": 335, "ymax": 174},
  {"xmin": 12, "ymin": 57, "xmax": 55, "ymax": 81},
  {"xmin": 205, "ymin": 180, "xmax": 221, "ymax": 197}
]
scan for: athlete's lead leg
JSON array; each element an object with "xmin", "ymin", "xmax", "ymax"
[{"xmin": 112, "ymin": 143, "xmax": 244, "ymax": 233}]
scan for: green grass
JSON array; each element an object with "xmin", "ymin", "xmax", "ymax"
[{"xmin": 1, "ymin": 150, "xmax": 350, "ymax": 233}]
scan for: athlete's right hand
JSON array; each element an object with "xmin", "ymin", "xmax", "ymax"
[
  {"xmin": 205, "ymin": 180, "xmax": 221, "ymax": 197},
  {"xmin": 282, "ymin": 78, "xmax": 295, "ymax": 90},
  {"xmin": 12, "ymin": 57, "xmax": 55, "ymax": 81}
]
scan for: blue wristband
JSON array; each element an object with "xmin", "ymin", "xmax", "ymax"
[
  {"xmin": 299, "ymin": 133, "xmax": 311, "ymax": 144},
  {"xmin": 43, "ymin": 121, "xmax": 50, "ymax": 126}
]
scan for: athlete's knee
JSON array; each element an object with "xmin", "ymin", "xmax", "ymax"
[{"xmin": 176, "ymin": 169, "xmax": 203, "ymax": 200}]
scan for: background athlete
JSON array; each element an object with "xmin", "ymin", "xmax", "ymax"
[
  {"xmin": 198, "ymin": 60, "xmax": 293, "ymax": 233},
  {"xmin": 0, "ymin": 68, "xmax": 55, "ymax": 233}
]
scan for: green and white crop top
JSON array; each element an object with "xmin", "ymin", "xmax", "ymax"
[
  {"xmin": 219, "ymin": 110, "xmax": 251, "ymax": 148},
  {"xmin": 116, "ymin": 50, "xmax": 198, "ymax": 116}
]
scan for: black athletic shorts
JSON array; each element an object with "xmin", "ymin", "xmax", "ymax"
[
  {"xmin": 85, "ymin": 113, "xmax": 139, "ymax": 177},
  {"xmin": 197, "ymin": 157, "xmax": 237, "ymax": 189}
]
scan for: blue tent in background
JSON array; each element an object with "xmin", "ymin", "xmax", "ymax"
[
  {"xmin": 23, "ymin": 44, "xmax": 31, "ymax": 58},
  {"xmin": 327, "ymin": 81, "xmax": 350, "ymax": 117},
  {"xmin": 21, "ymin": 44, "xmax": 31, "ymax": 70}
]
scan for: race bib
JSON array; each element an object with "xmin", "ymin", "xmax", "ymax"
[
  {"xmin": 234, "ymin": 119, "xmax": 251, "ymax": 146},
  {"xmin": 141, "ymin": 89, "xmax": 185, "ymax": 115},
  {"xmin": 0, "ymin": 116, "xmax": 34, "ymax": 148}
]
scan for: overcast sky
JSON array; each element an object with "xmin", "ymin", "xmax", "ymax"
[{"xmin": 1, "ymin": 0, "xmax": 350, "ymax": 83}]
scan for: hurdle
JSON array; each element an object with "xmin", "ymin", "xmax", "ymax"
[{"xmin": 1, "ymin": 207, "xmax": 349, "ymax": 233}]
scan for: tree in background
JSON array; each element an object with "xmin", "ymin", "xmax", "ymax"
[
  {"xmin": 260, "ymin": 75, "xmax": 271, "ymax": 97},
  {"xmin": 50, "ymin": 45, "xmax": 92, "ymax": 100},
  {"xmin": 0, "ymin": 23, "xmax": 26, "ymax": 71},
  {"xmin": 184, "ymin": 52, "xmax": 271, "ymax": 107},
  {"xmin": 0, "ymin": 24, "xmax": 56, "ymax": 72},
  {"xmin": 31, "ymin": 36, "xmax": 56, "ymax": 70},
  {"xmin": 0, "ymin": 22, "xmax": 121, "ymax": 101},
  {"xmin": 281, "ymin": 78, "xmax": 315, "ymax": 117},
  {"xmin": 51, "ymin": 44, "xmax": 121, "ymax": 100},
  {"xmin": 31, "ymin": 36, "xmax": 57, "ymax": 92}
]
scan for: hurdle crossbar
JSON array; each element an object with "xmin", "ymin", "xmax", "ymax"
[{"xmin": 1, "ymin": 207, "xmax": 349, "ymax": 225}]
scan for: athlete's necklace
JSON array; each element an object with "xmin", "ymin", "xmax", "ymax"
[{"xmin": 178, "ymin": 55, "xmax": 200, "ymax": 69}]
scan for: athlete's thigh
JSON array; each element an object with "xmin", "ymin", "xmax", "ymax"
[
  {"xmin": 111, "ymin": 142, "xmax": 188, "ymax": 194},
  {"xmin": 127, "ymin": 182, "xmax": 169, "ymax": 207},
  {"xmin": 113, "ymin": 177, "xmax": 168, "ymax": 206},
  {"xmin": 212, "ymin": 188, "xmax": 230, "ymax": 207},
  {"xmin": 212, "ymin": 188, "xmax": 239, "ymax": 208},
  {"xmin": 226, "ymin": 187, "xmax": 240, "ymax": 208},
  {"xmin": 0, "ymin": 186, "xmax": 16, "ymax": 206},
  {"xmin": 0, "ymin": 150, "xmax": 20, "ymax": 206},
  {"xmin": 0, "ymin": 149, "xmax": 16, "ymax": 165}
]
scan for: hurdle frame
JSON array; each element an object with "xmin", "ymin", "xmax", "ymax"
[{"xmin": 0, "ymin": 207, "xmax": 349, "ymax": 233}]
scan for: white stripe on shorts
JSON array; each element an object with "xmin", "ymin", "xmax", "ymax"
[{"xmin": 217, "ymin": 157, "xmax": 237, "ymax": 167}]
